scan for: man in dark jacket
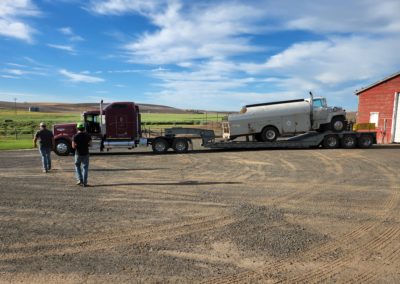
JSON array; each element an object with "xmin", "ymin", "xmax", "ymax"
[
  {"xmin": 33, "ymin": 122, "xmax": 54, "ymax": 173},
  {"xmin": 72, "ymin": 122, "xmax": 92, "ymax": 187}
]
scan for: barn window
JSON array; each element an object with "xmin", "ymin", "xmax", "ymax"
[{"xmin": 370, "ymin": 112, "xmax": 379, "ymax": 127}]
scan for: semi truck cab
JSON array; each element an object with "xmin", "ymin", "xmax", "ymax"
[{"xmin": 53, "ymin": 102, "xmax": 142, "ymax": 156}]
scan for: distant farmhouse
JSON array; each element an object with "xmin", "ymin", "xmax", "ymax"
[{"xmin": 29, "ymin": 106, "xmax": 40, "ymax": 112}]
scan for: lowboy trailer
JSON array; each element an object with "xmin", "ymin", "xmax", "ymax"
[{"xmin": 147, "ymin": 127, "xmax": 376, "ymax": 154}]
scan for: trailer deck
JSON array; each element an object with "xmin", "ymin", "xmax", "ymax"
[{"xmin": 151, "ymin": 128, "xmax": 377, "ymax": 153}]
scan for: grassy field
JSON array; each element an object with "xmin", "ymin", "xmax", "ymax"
[
  {"xmin": 0, "ymin": 110, "xmax": 224, "ymax": 150},
  {"xmin": 0, "ymin": 110, "xmax": 80, "ymax": 123}
]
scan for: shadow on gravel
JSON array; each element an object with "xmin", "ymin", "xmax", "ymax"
[
  {"xmin": 91, "ymin": 181, "xmax": 242, "ymax": 187},
  {"xmin": 60, "ymin": 168, "xmax": 167, "ymax": 172}
]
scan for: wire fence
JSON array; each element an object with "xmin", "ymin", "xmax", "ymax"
[{"xmin": 0, "ymin": 121, "xmax": 224, "ymax": 140}]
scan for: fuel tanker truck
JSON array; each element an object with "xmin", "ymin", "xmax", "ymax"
[{"xmin": 223, "ymin": 93, "xmax": 347, "ymax": 142}]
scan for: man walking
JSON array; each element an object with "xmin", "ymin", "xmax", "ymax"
[
  {"xmin": 33, "ymin": 122, "xmax": 54, "ymax": 173},
  {"xmin": 72, "ymin": 122, "xmax": 92, "ymax": 187}
]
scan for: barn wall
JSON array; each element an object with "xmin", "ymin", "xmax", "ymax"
[{"xmin": 357, "ymin": 75, "xmax": 400, "ymax": 143}]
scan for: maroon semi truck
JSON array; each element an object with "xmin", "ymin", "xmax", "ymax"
[
  {"xmin": 53, "ymin": 101, "xmax": 195, "ymax": 155},
  {"xmin": 54, "ymin": 101, "xmax": 142, "ymax": 155}
]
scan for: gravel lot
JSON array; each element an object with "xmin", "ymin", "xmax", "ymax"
[{"xmin": 1, "ymin": 145, "xmax": 400, "ymax": 283}]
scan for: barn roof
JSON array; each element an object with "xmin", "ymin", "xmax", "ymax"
[{"xmin": 355, "ymin": 71, "xmax": 400, "ymax": 95}]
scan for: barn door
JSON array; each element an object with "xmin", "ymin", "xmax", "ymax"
[{"xmin": 393, "ymin": 93, "xmax": 400, "ymax": 143}]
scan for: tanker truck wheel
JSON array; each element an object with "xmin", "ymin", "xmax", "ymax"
[
  {"xmin": 152, "ymin": 138, "xmax": 169, "ymax": 154},
  {"xmin": 260, "ymin": 126, "xmax": 279, "ymax": 142},
  {"xmin": 331, "ymin": 116, "xmax": 346, "ymax": 132},
  {"xmin": 55, "ymin": 139, "xmax": 71, "ymax": 156}
]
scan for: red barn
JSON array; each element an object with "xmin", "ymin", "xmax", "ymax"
[{"xmin": 356, "ymin": 72, "xmax": 400, "ymax": 144}]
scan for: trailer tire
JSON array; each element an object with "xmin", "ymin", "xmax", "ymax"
[
  {"xmin": 55, "ymin": 139, "xmax": 71, "ymax": 156},
  {"xmin": 358, "ymin": 134, "xmax": 373, "ymax": 148},
  {"xmin": 152, "ymin": 138, "xmax": 169, "ymax": 154},
  {"xmin": 172, "ymin": 138, "xmax": 189, "ymax": 153},
  {"xmin": 323, "ymin": 135, "xmax": 339, "ymax": 149},
  {"xmin": 260, "ymin": 126, "xmax": 279, "ymax": 142},
  {"xmin": 331, "ymin": 116, "xmax": 346, "ymax": 132},
  {"xmin": 341, "ymin": 135, "xmax": 357, "ymax": 149}
]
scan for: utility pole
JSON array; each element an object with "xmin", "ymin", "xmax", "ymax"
[{"xmin": 14, "ymin": 98, "xmax": 17, "ymax": 115}]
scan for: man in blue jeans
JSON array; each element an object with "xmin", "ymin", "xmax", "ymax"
[
  {"xmin": 72, "ymin": 123, "xmax": 92, "ymax": 187},
  {"xmin": 33, "ymin": 122, "xmax": 54, "ymax": 173}
]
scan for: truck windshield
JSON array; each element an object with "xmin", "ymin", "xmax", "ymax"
[{"xmin": 313, "ymin": 99, "xmax": 324, "ymax": 108}]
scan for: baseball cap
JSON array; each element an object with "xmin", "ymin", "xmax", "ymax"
[
  {"xmin": 40, "ymin": 122, "xmax": 46, "ymax": 127},
  {"xmin": 76, "ymin": 122, "xmax": 85, "ymax": 129}
]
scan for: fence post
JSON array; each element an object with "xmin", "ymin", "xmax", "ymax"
[{"xmin": 14, "ymin": 126, "xmax": 17, "ymax": 140}]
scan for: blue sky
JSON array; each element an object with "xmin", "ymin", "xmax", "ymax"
[{"xmin": 0, "ymin": 0, "xmax": 399, "ymax": 111}]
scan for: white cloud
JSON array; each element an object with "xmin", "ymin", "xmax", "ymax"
[
  {"xmin": 266, "ymin": 0, "xmax": 400, "ymax": 34},
  {"xmin": 0, "ymin": 0, "xmax": 40, "ymax": 42},
  {"xmin": 47, "ymin": 44, "xmax": 76, "ymax": 53},
  {"xmin": 87, "ymin": 0, "xmax": 160, "ymax": 15},
  {"xmin": 59, "ymin": 69, "xmax": 105, "ymax": 83},
  {"xmin": 1, "ymin": 75, "xmax": 20, "ymax": 79},
  {"xmin": 3, "ymin": 68, "xmax": 25, "ymax": 75},
  {"xmin": 59, "ymin": 26, "xmax": 84, "ymax": 41},
  {"xmin": 90, "ymin": 1, "xmax": 264, "ymax": 64},
  {"xmin": 2, "ymin": 67, "xmax": 47, "ymax": 77}
]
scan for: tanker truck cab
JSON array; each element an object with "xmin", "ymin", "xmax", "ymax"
[{"xmin": 308, "ymin": 97, "xmax": 346, "ymax": 133}]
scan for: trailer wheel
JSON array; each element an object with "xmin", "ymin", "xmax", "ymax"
[
  {"xmin": 172, "ymin": 138, "xmax": 189, "ymax": 153},
  {"xmin": 341, "ymin": 135, "xmax": 357, "ymax": 149},
  {"xmin": 54, "ymin": 139, "xmax": 71, "ymax": 156},
  {"xmin": 260, "ymin": 126, "xmax": 279, "ymax": 142},
  {"xmin": 358, "ymin": 134, "xmax": 373, "ymax": 148},
  {"xmin": 152, "ymin": 138, "xmax": 169, "ymax": 154},
  {"xmin": 323, "ymin": 135, "xmax": 339, "ymax": 149},
  {"xmin": 331, "ymin": 116, "xmax": 346, "ymax": 132}
]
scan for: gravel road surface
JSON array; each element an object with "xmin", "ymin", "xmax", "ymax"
[{"xmin": 1, "ymin": 145, "xmax": 400, "ymax": 283}]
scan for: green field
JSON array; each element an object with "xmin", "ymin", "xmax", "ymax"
[{"xmin": 0, "ymin": 110, "xmax": 224, "ymax": 150}]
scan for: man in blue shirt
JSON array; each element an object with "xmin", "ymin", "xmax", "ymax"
[{"xmin": 72, "ymin": 122, "xmax": 92, "ymax": 187}]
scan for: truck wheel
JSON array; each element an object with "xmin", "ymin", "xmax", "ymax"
[
  {"xmin": 323, "ymin": 135, "xmax": 339, "ymax": 149},
  {"xmin": 55, "ymin": 139, "xmax": 71, "ymax": 156},
  {"xmin": 341, "ymin": 135, "xmax": 357, "ymax": 149},
  {"xmin": 358, "ymin": 134, "xmax": 373, "ymax": 148},
  {"xmin": 172, "ymin": 138, "xmax": 189, "ymax": 153},
  {"xmin": 331, "ymin": 116, "xmax": 346, "ymax": 132},
  {"xmin": 152, "ymin": 138, "xmax": 169, "ymax": 154},
  {"xmin": 260, "ymin": 126, "xmax": 279, "ymax": 142}
]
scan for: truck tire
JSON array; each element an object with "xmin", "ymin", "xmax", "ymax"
[
  {"xmin": 331, "ymin": 116, "xmax": 346, "ymax": 132},
  {"xmin": 172, "ymin": 138, "xmax": 189, "ymax": 153},
  {"xmin": 260, "ymin": 126, "xmax": 279, "ymax": 142},
  {"xmin": 152, "ymin": 138, "xmax": 169, "ymax": 154},
  {"xmin": 55, "ymin": 139, "xmax": 71, "ymax": 156},
  {"xmin": 357, "ymin": 134, "xmax": 373, "ymax": 148},
  {"xmin": 341, "ymin": 135, "xmax": 357, "ymax": 149},
  {"xmin": 323, "ymin": 135, "xmax": 339, "ymax": 149}
]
